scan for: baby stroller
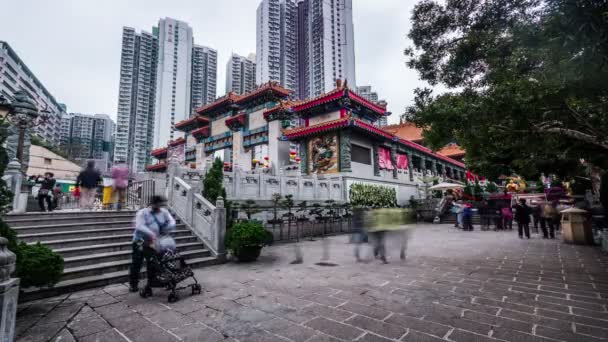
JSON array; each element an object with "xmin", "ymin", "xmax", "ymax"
[{"xmin": 139, "ymin": 236, "xmax": 202, "ymax": 302}]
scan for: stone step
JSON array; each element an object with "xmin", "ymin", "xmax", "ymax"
[
  {"xmin": 5, "ymin": 210, "xmax": 136, "ymax": 221},
  {"xmin": 30, "ymin": 230, "xmax": 193, "ymax": 249},
  {"xmin": 4, "ymin": 214, "xmax": 136, "ymax": 227},
  {"xmin": 63, "ymin": 244, "xmax": 210, "ymax": 268},
  {"xmin": 60, "ymin": 249, "xmax": 210, "ymax": 281},
  {"xmin": 12, "ymin": 220, "xmax": 136, "ymax": 234},
  {"xmin": 17, "ymin": 224, "xmax": 189, "ymax": 243},
  {"xmin": 54, "ymin": 237, "xmax": 200, "ymax": 258},
  {"xmin": 20, "ymin": 256, "xmax": 220, "ymax": 302}
]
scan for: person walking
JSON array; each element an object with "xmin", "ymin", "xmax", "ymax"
[
  {"xmin": 541, "ymin": 201, "xmax": 558, "ymax": 239},
  {"xmin": 52, "ymin": 184, "xmax": 63, "ymax": 210},
  {"xmin": 352, "ymin": 207, "xmax": 369, "ymax": 262},
  {"xmin": 129, "ymin": 195, "xmax": 176, "ymax": 292},
  {"xmin": 452, "ymin": 201, "xmax": 464, "ymax": 229},
  {"xmin": 501, "ymin": 206, "xmax": 513, "ymax": 230},
  {"xmin": 478, "ymin": 200, "xmax": 493, "ymax": 231},
  {"xmin": 111, "ymin": 161, "xmax": 129, "ymax": 211},
  {"xmin": 514, "ymin": 199, "xmax": 531, "ymax": 239},
  {"xmin": 76, "ymin": 161, "xmax": 101, "ymax": 210},
  {"xmin": 462, "ymin": 204, "xmax": 474, "ymax": 231},
  {"xmin": 35, "ymin": 172, "xmax": 56, "ymax": 212}
]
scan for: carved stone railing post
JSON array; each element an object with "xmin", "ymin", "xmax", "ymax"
[
  {"xmin": 0, "ymin": 237, "xmax": 19, "ymax": 342},
  {"xmin": 3, "ymin": 159, "xmax": 23, "ymax": 213},
  {"xmin": 215, "ymin": 197, "xmax": 226, "ymax": 256}
]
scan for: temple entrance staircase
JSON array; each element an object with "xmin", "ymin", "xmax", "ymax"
[{"xmin": 6, "ymin": 210, "xmax": 219, "ymax": 301}]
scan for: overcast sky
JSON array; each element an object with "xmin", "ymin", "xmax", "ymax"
[{"xmin": 0, "ymin": 0, "xmax": 427, "ymax": 124}]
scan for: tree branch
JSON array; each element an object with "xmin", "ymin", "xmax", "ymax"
[{"xmin": 538, "ymin": 127, "xmax": 608, "ymax": 150}]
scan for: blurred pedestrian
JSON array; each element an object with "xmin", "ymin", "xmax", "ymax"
[
  {"xmin": 111, "ymin": 161, "xmax": 129, "ymax": 211},
  {"xmin": 52, "ymin": 184, "xmax": 63, "ymax": 210},
  {"xmin": 541, "ymin": 201, "xmax": 558, "ymax": 239},
  {"xmin": 77, "ymin": 161, "xmax": 102, "ymax": 210},
  {"xmin": 352, "ymin": 207, "xmax": 369, "ymax": 262},
  {"xmin": 462, "ymin": 204, "xmax": 474, "ymax": 231},
  {"xmin": 514, "ymin": 199, "xmax": 531, "ymax": 239},
  {"xmin": 452, "ymin": 200, "xmax": 464, "ymax": 229},
  {"xmin": 35, "ymin": 172, "xmax": 56, "ymax": 212},
  {"xmin": 501, "ymin": 206, "xmax": 513, "ymax": 230},
  {"xmin": 532, "ymin": 202, "xmax": 541, "ymax": 234},
  {"xmin": 478, "ymin": 200, "xmax": 492, "ymax": 231}
]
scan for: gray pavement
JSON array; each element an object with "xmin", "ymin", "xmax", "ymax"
[{"xmin": 15, "ymin": 224, "xmax": 608, "ymax": 342}]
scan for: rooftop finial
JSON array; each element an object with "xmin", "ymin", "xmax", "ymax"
[{"xmin": 336, "ymin": 79, "xmax": 342, "ymax": 88}]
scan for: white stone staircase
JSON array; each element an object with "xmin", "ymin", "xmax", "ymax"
[{"xmin": 5, "ymin": 210, "xmax": 220, "ymax": 301}]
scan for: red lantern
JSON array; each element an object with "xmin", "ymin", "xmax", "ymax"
[
  {"xmin": 264, "ymin": 156, "xmax": 269, "ymax": 161},
  {"xmin": 295, "ymin": 157, "xmax": 301, "ymax": 163}
]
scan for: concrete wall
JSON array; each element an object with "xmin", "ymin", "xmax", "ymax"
[
  {"xmin": 308, "ymin": 110, "xmax": 340, "ymax": 126},
  {"xmin": 248, "ymin": 109, "xmax": 266, "ymax": 130},
  {"xmin": 211, "ymin": 115, "xmax": 230, "ymax": 136}
]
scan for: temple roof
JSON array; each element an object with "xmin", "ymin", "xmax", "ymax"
[
  {"xmin": 384, "ymin": 122, "xmax": 423, "ymax": 142},
  {"xmin": 146, "ymin": 162, "xmax": 167, "ymax": 172},
  {"xmin": 283, "ymin": 117, "xmax": 465, "ymax": 168},
  {"xmin": 168, "ymin": 137, "xmax": 186, "ymax": 147},
  {"xmin": 150, "ymin": 147, "xmax": 167, "ymax": 158},
  {"xmin": 195, "ymin": 82, "xmax": 291, "ymax": 117},
  {"xmin": 438, "ymin": 143, "xmax": 465, "ymax": 157},
  {"xmin": 175, "ymin": 116, "xmax": 209, "ymax": 131},
  {"xmin": 191, "ymin": 126, "xmax": 210, "ymax": 138},
  {"xmin": 290, "ymin": 84, "xmax": 387, "ymax": 116}
]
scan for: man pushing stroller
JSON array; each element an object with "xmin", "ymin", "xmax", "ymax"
[{"xmin": 129, "ymin": 196, "xmax": 176, "ymax": 293}]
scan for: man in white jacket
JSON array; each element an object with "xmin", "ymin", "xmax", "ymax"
[{"xmin": 129, "ymin": 196, "xmax": 176, "ymax": 292}]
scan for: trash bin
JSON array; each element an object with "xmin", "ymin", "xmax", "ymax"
[{"xmin": 560, "ymin": 208, "xmax": 593, "ymax": 244}]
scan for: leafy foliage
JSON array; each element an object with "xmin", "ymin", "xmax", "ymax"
[
  {"xmin": 600, "ymin": 172, "xmax": 608, "ymax": 212},
  {"xmin": 15, "ymin": 242, "xmax": 64, "ymax": 288},
  {"xmin": 485, "ymin": 182, "xmax": 499, "ymax": 194},
  {"xmin": 405, "ymin": 0, "xmax": 608, "ymax": 179},
  {"xmin": 349, "ymin": 183, "xmax": 398, "ymax": 208},
  {"xmin": 203, "ymin": 157, "xmax": 226, "ymax": 204},
  {"xmin": 225, "ymin": 221, "xmax": 273, "ymax": 256}
]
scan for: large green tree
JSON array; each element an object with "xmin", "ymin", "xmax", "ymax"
[{"xmin": 405, "ymin": 0, "xmax": 608, "ymax": 179}]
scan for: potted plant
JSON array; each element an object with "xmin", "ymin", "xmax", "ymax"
[{"xmin": 225, "ymin": 221, "xmax": 273, "ymax": 262}]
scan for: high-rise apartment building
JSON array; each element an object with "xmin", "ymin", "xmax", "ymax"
[
  {"xmin": 0, "ymin": 41, "xmax": 66, "ymax": 146},
  {"xmin": 256, "ymin": 0, "xmax": 356, "ymax": 99},
  {"xmin": 191, "ymin": 45, "xmax": 217, "ymax": 110},
  {"xmin": 114, "ymin": 27, "xmax": 158, "ymax": 172},
  {"xmin": 115, "ymin": 19, "xmax": 217, "ymax": 171},
  {"xmin": 154, "ymin": 18, "xmax": 194, "ymax": 149},
  {"xmin": 226, "ymin": 53, "xmax": 257, "ymax": 95},
  {"xmin": 61, "ymin": 113, "xmax": 115, "ymax": 171},
  {"xmin": 356, "ymin": 85, "xmax": 387, "ymax": 126}
]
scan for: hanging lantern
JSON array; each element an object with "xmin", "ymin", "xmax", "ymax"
[
  {"xmin": 252, "ymin": 158, "xmax": 259, "ymax": 165},
  {"xmin": 295, "ymin": 157, "xmax": 301, "ymax": 163},
  {"xmin": 264, "ymin": 156, "xmax": 269, "ymax": 161}
]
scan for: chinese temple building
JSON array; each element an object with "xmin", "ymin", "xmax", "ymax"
[{"xmin": 148, "ymin": 81, "xmax": 466, "ymax": 204}]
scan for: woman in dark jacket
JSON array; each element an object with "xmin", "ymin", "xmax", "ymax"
[
  {"xmin": 514, "ymin": 199, "xmax": 531, "ymax": 239},
  {"xmin": 36, "ymin": 172, "xmax": 56, "ymax": 212}
]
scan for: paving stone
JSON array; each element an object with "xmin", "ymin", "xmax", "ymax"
[
  {"xmin": 167, "ymin": 298, "xmax": 207, "ymax": 315},
  {"xmin": 491, "ymin": 327, "xmax": 556, "ymax": 342},
  {"xmin": 357, "ymin": 332, "xmax": 393, "ymax": 342},
  {"xmin": 67, "ymin": 315, "xmax": 111, "ymax": 338},
  {"xmin": 575, "ymin": 324, "xmax": 608, "ymax": 339},
  {"xmin": 105, "ymin": 313, "xmax": 153, "ymax": 333},
  {"xmin": 85, "ymin": 294, "xmax": 119, "ymax": 308},
  {"xmin": 304, "ymin": 317, "xmax": 364, "ymax": 340},
  {"xmin": 257, "ymin": 318, "xmax": 317, "ymax": 342},
  {"xmin": 499, "ymin": 309, "xmax": 572, "ymax": 331},
  {"xmin": 301, "ymin": 303, "xmax": 353, "ymax": 322},
  {"xmin": 385, "ymin": 314, "xmax": 450, "ymax": 338},
  {"xmin": 51, "ymin": 328, "xmax": 76, "ymax": 342},
  {"xmin": 36, "ymin": 304, "xmax": 83, "ymax": 325},
  {"xmin": 93, "ymin": 302, "xmax": 133, "ymax": 319},
  {"xmin": 401, "ymin": 330, "xmax": 446, "ymax": 342},
  {"xmin": 170, "ymin": 323, "xmax": 225, "ymax": 342},
  {"xmin": 123, "ymin": 324, "xmax": 179, "ymax": 342},
  {"xmin": 147, "ymin": 309, "xmax": 195, "ymax": 330},
  {"xmin": 337, "ymin": 301, "xmax": 391, "ymax": 320},
  {"xmin": 300, "ymin": 293, "xmax": 347, "ymax": 307},
  {"xmin": 535, "ymin": 325, "xmax": 604, "ymax": 342},
  {"xmin": 17, "ymin": 322, "xmax": 65, "ymax": 342},
  {"xmin": 305, "ymin": 334, "xmax": 342, "ymax": 342},
  {"xmin": 447, "ymin": 329, "xmax": 502, "ymax": 342},
  {"xmin": 344, "ymin": 314, "xmax": 406, "ymax": 339},
  {"xmin": 79, "ymin": 328, "xmax": 128, "ymax": 342},
  {"xmin": 463, "ymin": 309, "xmax": 533, "ymax": 333}
]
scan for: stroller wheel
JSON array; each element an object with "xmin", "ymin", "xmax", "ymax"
[
  {"xmin": 168, "ymin": 293, "xmax": 179, "ymax": 303},
  {"xmin": 191, "ymin": 284, "xmax": 202, "ymax": 295}
]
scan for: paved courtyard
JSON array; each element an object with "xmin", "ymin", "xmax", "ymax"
[{"xmin": 15, "ymin": 224, "xmax": 608, "ymax": 342}]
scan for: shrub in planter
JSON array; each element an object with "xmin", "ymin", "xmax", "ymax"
[
  {"xmin": 15, "ymin": 242, "xmax": 64, "ymax": 288},
  {"xmin": 225, "ymin": 221, "xmax": 273, "ymax": 262}
]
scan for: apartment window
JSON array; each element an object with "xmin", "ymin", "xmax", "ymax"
[{"xmin": 44, "ymin": 158, "xmax": 52, "ymax": 165}]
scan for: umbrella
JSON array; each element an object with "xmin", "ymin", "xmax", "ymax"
[{"xmin": 428, "ymin": 182, "xmax": 464, "ymax": 191}]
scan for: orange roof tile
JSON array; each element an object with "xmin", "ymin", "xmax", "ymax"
[
  {"xmin": 384, "ymin": 122, "xmax": 424, "ymax": 142},
  {"xmin": 236, "ymin": 81, "xmax": 292, "ymax": 105},
  {"xmin": 438, "ymin": 143, "xmax": 465, "ymax": 157}
]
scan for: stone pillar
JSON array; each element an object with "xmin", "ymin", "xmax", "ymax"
[
  {"xmin": 372, "ymin": 144, "xmax": 380, "ymax": 176},
  {"xmin": 268, "ymin": 120, "xmax": 290, "ymax": 175},
  {"xmin": 406, "ymin": 151, "xmax": 414, "ymax": 181},
  {"xmin": 339, "ymin": 130, "xmax": 351, "ymax": 172},
  {"xmin": 299, "ymin": 141, "xmax": 308, "ymax": 175},
  {"xmin": 3, "ymin": 159, "xmax": 23, "ymax": 213},
  {"xmin": 231, "ymin": 130, "xmax": 251, "ymax": 172},
  {"xmin": 0, "ymin": 237, "xmax": 19, "ymax": 342},
  {"xmin": 431, "ymin": 160, "xmax": 437, "ymax": 176},
  {"xmin": 390, "ymin": 145, "xmax": 398, "ymax": 179},
  {"xmin": 420, "ymin": 156, "xmax": 427, "ymax": 175},
  {"xmin": 214, "ymin": 197, "xmax": 227, "ymax": 258}
]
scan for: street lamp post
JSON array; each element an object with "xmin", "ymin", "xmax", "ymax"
[{"xmin": 0, "ymin": 90, "xmax": 49, "ymax": 170}]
